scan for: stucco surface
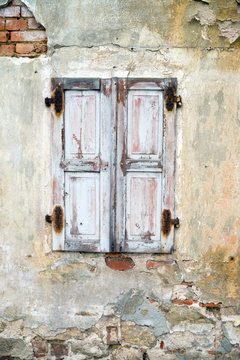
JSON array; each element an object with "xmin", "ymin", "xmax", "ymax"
[{"xmin": 0, "ymin": 0, "xmax": 240, "ymax": 358}]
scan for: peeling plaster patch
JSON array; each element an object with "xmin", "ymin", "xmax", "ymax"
[
  {"xmin": 166, "ymin": 307, "xmax": 214, "ymax": 335},
  {"xmin": 223, "ymin": 322, "xmax": 240, "ymax": 345},
  {"xmin": 122, "ymin": 299, "xmax": 169, "ymax": 337},
  {"xmin": 39, "ymin": 259, "xmax": 96, "ymax": 282},
  {"xmin": 218, "ymin": 21, "xmax": 240, "ymax": 43},
  {"xmin": 0, "ymin": 337, "xmax": 33, "ymax": 359},
  {"xmin": 195, "ymin": 2, "xmax": 216, "ymax": 25}
]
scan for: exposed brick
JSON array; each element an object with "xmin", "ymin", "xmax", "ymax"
[
  {"xmin": 181, "ymin": 281, "xmax": 194, "ymax": 286},
  {"xmin": 172, "ymin": 299, "xmax": 195, "ymax": 306},
  {"xmin": 199, "ymin": 302, "xmax": 221, "ymax": 309},
  {"xmin": 50, "ymin": 343, "xmax": 68, "ymax": 356},
  {"xmin": 6, "ymin": 19, "xmax": 27, "ymax": 31},
  {"xmin": 0, "ymin": 44, "xmax": 14, "ymax": 56},
  {"xmin": 11, "ymin": 30, "xmax": 47, "ymax": 42},
  {"xmin": 28, "ymin": 18, "xmax": 43, "ymax": 30},
  {"xmin": 146, "ymin": 260, "xmax": 174, "ymax": 270},
  {"xmin": 16, "ymin": 43, "xmax": 34, "ymax": 53},
  {"xmin": 34, "ymin": 355, "xmax": 45, "ymax": 359},
  {"xmin": 34, "ymin": 43, "xmax": 47, "ymax": 54},
  {"xmin": 0, "ymin": 6, "xmax": 20, "ymax": 17},
  {"xmin": 32, "ymin": 340, "xmax": 48, "ymax": 354},
  {"xmin": 0, "ymin": 20, "xmax": 5, "ymax": 31},
  {"xmin": 160, "ymin": 340, "xmax": 164, "ymax": 349},
  {"xmin": 21, "ymin": 6, "xmax": 33, "ymax": 17},
  {"xmin": 17, "ymin": 53, "xmax": 36, "ymax": 57},
  {"xmin": 107, "ymin": 325, "xmax": 119, "ymax": 345},
  {"xmin": 105, "ymin": 254, "xmax": 135, "ymax": 271},
  {"xmin": 0, "ymin": 32, "xmax": 9, "ymax": 42},
  {"xmin": 208, "ymin": 350, "xmax": 222, "ymax": 355}
]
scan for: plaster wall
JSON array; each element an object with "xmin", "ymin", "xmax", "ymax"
[{"xmin": 0, "ymin": 0, "xmax": 240, "ymax": 359}]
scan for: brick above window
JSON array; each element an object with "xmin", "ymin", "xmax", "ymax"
[{"xmin": 0, "ymin": 0, "xmax": 47, "ymax": 57}]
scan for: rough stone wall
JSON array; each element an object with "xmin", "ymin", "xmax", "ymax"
[{"xmin": 0, "ymin": 0, "xmax": 239, "ymax": 359}]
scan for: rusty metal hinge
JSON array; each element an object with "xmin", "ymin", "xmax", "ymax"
[
  {"xmin": 45, "ymin": 87, "xmax": 64, "ymax": 117},
  {"xmin": 45, "ymin": 205, "xmax": 64, "ymax": 233},
  {"xmin": 165, "ymin": 86, "xmax": 182, "ymax": 111},
  {"xmin": 161, "ymin": 209, "xmax": 180, "ymax": 236}
]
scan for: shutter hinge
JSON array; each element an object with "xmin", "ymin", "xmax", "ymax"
[
  {"xmin": 45, "ymin": 87, "xmax": 64, "ymax": 117},
  {"xmin": 45, "ymin": 205, "xmax": 64, "ymax": 234},
  {"xmin": 165, "ymin": 86, "xmax": 182, "ymax": 111},
  {"xmin": 161, "ymin": 209, "xmax": 180, "ymax": 236}
]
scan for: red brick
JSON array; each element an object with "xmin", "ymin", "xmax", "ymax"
[
  {"xmin": 105, "ymin": 254, "xmax": 135, "ymax": 271},
  {"xmin": 160, "ymin": 340, "xmax": 164, "ymax": 349},
  {"xmin": 0, "ymin": 20, "xmax": 5, "ymax": 31},
  {"xmin": 17, "ymin": 53, "xmax": 36, "ymax": 57},
  {"xmin": 172, "ymin": 299, "xmax": 194, "ymax": 306},
  {"xmin": 34, "ymin": 43, "xmax": 47, "ymax": 54},
  {"xmin": 0, "ymin": 6, "xmax": 20, "ymax": 17},
  {"xmin": 11, "ymin": 30, "xmax": 47, "ymax": 42},
  {"xmin": 16, "ymin": 43, "xmax": 34, "ymax": 53},
  {"xmin": 6, "ymin": 19, "xmax": 27, "ymax": 31},
  {"xmin": 28, "ymin": 18, "xmax": 43, "ymax": 29},
  {"xmin": 50, "ymin": 343, "xmax": 68, "ymax": 356},
  {"xmin": 34, "ymin": 355, "xmax": 45, "ymax": 359},
  {"xmin": 146, "ymin": 260, "xmax": 174, "ymax": 270},
  {"xmin": 181, "ymin": 281, "xmax": 194, "ymax": 286},
  {"xmin": 0, "ymin": 44, "xmax": 14, "ymax": 56},
  {"xmin": 32, "ymin": 340, "xmax": 48, "ymax": 354},
  {"xmin": 208, "ymin": 350, "xmax": 222, "ymax": 355},
  {"xmin": 21, "ymin": 6, "xmax": 33, "ymax": 17},
  {"xmin": 0, "ymin": 32, "xmax": 9, "ymax": 42},
  {"xmin": 199, "ymin": 302, "xmax": 221, "ymax": 309}
]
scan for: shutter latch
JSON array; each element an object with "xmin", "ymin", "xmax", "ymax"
[
  {"xmin": 171, "ymin": 217, "xmax": 180, "ymax": 228},
  {"xmin": 45, "ymin": 87, "xmax": 64, "ymax": 117},
  {"xmin": 45, "ymin": 214, "xmax": 52, "ymax": 223}
]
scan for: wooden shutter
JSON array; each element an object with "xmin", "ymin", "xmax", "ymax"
[
  {"xmin": 115, "ymin": 79, "xmax": 177, "ymax": 253},
  {"xmin": 51, "ymin": 79, "xmax": 112, "ymax": 252},
  {"xmin": 51, "ymin": 77, "xmax": 177, "ymax": 253}
]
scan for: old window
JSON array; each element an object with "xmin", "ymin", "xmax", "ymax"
[{"xmin": 48, "ymin": 78, "xmax": 178, "ymax": 253}]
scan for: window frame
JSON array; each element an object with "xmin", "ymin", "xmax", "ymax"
[{"xmin": 50, "ymin": 77, "xmax": 178, "ymax": 253}]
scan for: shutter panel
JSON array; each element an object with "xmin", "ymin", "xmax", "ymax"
[
  {"xmin": 52, "ymin": 79, "xmax": 112, "ymax": 252},
  {"xmin": 115, "ymin": 79, "xmax": 177, "ymax": 253}
]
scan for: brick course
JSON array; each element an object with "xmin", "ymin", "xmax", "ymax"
[
  {"xmin": 50, "ymin": 343, "xmax": 69, "ymax": 356},
  {"xmin": 0, "ymin": 0, "xmax": 47, "ymax": 57},
  {"xmin": 0, "ymin": 32, "xmax": 8, "ymax": 42},
  {"xmin": 6, "ymin": 19, "xmax": 27, "ymax": 30}
]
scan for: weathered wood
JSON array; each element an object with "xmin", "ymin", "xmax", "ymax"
[
  {"xmin": 160, "ymin": 83, "xmax": 177, "ymax": 253},
  {"xmin": 51, "ymin": 91, "xmax": 65, "ymax": 250},
  {"xmin": 126, "ymin": 173, "xmax": 162, "ymax": 244},
  {"xmin": 65, "ymin": 172, "xmax": 100, "ymax": 242},
  {"xmin": 52, "ymin": 78, "xmax": 100, "ymax": 90},
  {"xmin": 51, "ymin": 77, "xmax": 177, "ymax": 253},
  {"xmin": 52, "ymin": 79, "xmax": 112, "ymax": 252},
  {"xmin": 65, "ymin": 91, "xmax": 100, "ymax": 161},
  {"xmin": 115, "ymin": 79, "xmax": 176, "ymax": 253}
]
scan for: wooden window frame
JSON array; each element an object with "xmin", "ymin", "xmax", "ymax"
[{"xmin": 50, "ymin": 77, "xmax": 178, "ymax": 253}]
